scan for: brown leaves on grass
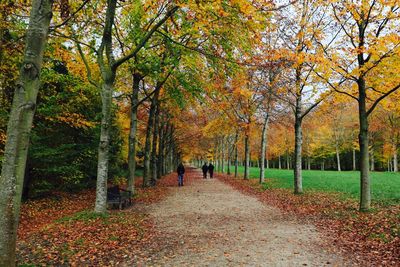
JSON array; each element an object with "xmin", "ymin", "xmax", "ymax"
[
  {"xmin": 17, "ymin": 211, "xmax": 156, "ymax": 266},
  {"xmin": 218, "ymin": 174, "xmax": 400, "ymax": 266},
  {"xmin": 17, "ymin": 172, "xmax": 179, "ymax": 266},
  {"xmin": 18, "ymin": 190, "xmax": 95, "ymax": 239}
]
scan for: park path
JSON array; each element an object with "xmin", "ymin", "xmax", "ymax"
[{"xmin": 132, "ymin": 168, "xmax": 351, "ymax": 267}]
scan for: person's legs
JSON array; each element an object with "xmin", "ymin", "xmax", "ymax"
[
  {"xmin": 178, "ymin": 174, "xmax": 184, "ymax": 186},
  {"xmin": 210, "ymin": 171, "xmax": 213, "ymax": 178}
]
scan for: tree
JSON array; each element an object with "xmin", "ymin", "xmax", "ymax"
[
  {"xmin": 72, "ymin": 0, "xmax": 178, "ymax": 213},
  {"xmin": 317, "ymin": 0, "xmax": 400, "ymax": 210},
  {"xmin": 275, "ymin": 0, "xmax": 329, "ymax": 193},
  {"xmin": 0, "ymin": 1, "xmax": 54, "ymax": 265}
]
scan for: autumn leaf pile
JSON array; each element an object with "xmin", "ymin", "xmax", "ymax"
[
  {"xmin": 18, "ymin": 190, "xmax": 96, "ymax": 240},
  {"xmin": 16, "ymin": 172, "xmax": 179, "ymax": 266},
  {"xmin": 218, "ymin": 174, "xmax": 399, "ymax": 266}
]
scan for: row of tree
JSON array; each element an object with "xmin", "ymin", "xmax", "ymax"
[
  {"xmin": 1, "ymin": 0, "xmax": 399, "ymax": 265},
  {"xmin": 198, "ymin": 98, "xmax": 399, "ymax": 173}
]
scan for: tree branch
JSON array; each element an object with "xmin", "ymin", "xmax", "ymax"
[
  {"xmin": 367, "ymin": 84, "xmax": 400, "ymax": 116},
  {"xmin": 112, "ymin": 5, "xmax": 179, "ymax": 71},
  {"xmin": 50, "ymin": 0, "xmax": 90, "ymax": 30}
]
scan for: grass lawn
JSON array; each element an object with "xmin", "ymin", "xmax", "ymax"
[{"xmin": 231, "ymin": 166, "xmax": 400, "ymax": 205}]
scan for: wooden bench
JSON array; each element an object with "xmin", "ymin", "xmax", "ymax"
[{"xmin": 107, "ymin": 186, "xmax": 132, "ymax": 210}]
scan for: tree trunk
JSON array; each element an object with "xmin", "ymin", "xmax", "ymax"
[
  {"xmin": 94, "ymin": 0, "xmax": 118, "ymax": 214},
  {"xmin": 278, "ymin": 155, "xmax": 281, "ymax": 169},
  {"xmin": 294, "ymin": 115, "xmax": 303, "ymax": 194},
  {"xmin": 370, "ymin": 146, "xmax": 375, "ymax": 171},
  {"xmin": 94, "ymin": 80, "xmax": 114, "ymax": 213},
  {"xmin": 287, "ymin": 152, "xmax": 290, "ymax": 170},
  {"xmin": 307, "ymin": 157, "xmax": 311, "ymax": 170},
  {"xmin": 244, "ymin": 134, "xmax": 250, "ymax": 180},
  {"xmin": 167, "ymin": 127, "xmax": 174, "ymax": 173},
  {"xmin": 234, "ymin": 132, "xmax": 238, "ymax": 177},
  {"xmin": 0, "ymin": 1, "xmax": 53, "ymax": 264},
  {"xmin": 151, "ymin": 99, "xmax": 160, "ymax": 186},
  {"xmin": 336, "ymin": 145, "xmax": 341, "ymax": 171},
  {"xmin": 393, "ymin": 144, "xmax": 398, "ymax": 172},
  {"xmin": 143, "ymin": 90, "xmax": 159, "ymax": 187},
  {"xmin": 227, "ymin": 141, "xmax": 231, "ymax": 175},
  {"xmin": 127, "ymin": 73, "xmax": 141, "ymax": 194},
  {"xmin": 214, "ymin": 141, "xmax": 219, "ymax": 172},
  {"xmin": 353, "ymin": 148, "xmax": 356, "ymax": 171},
  {"xmin": 157, "ymin": 122, "xmax": 164, "ymax": 179},
  {"xmin": 260, "ymin": 115, "xmax": 269, "ymax": 184},
  {"xmin": 358, "ymin": 77, "xmax": 371, "ymax": 211},
  {"xmin": 321, "ymin": 160, "xmax": 325, "ymax": 171},
  {"xmin": 221, "ymin": 138, "xmax": 225, "ymax": 173},
  {"xmin": 162, "ymin": 124, "xmax": 171, "ymax": 175}
]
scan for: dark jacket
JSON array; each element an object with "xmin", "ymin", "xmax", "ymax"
[
  {"xmin": 202, "ymin": 164, "xmax": 208, "ymax": 173},
  {"xmin": 208, "ymin": 164, "xmax": 214, "ymax": 172},
  {"xmin": 177, "ymin": 164, "xmax": 185, "ymax": 175}
]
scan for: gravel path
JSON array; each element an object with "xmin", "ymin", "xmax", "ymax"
[{"xmin": 134, "ymin": 168, "xmax": 351, "ymax": 267}]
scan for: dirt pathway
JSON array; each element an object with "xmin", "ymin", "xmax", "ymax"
[{"xmin": 133, "ymin": 168, "xmax": 351, "ymax": 267}]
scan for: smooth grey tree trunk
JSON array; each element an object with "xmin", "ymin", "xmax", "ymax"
[
  {"xmin": 95, "ymin": 80, "xmax": 114, "ymax": 213},
  {"xmin": 278, "ymin": 155, "xmax": 281, "ymax": 169},
  {"xmin": 294, "ymin": 114, "xmax": 303, "ymax": 193},
  {"xmin": 353, "ymin": 148, "xmax": 356, "ymax": 171},
  {"xmin": 234, "ymin": 132, "xmax": 238, "ymax": 177},
  {"xmin": 0, "ymin": 1, "xmax": 53, "ymax": 265},
  {"xmin": 127, "ymin": 73, "xmax": 141, "ymax": 193},
  {"xmin": 259, "ymin": 115, "xmax": 269, "ymax": 184},
  {"xmin": 244, "ymin": 134, "xmax": 250, "ymax": 180},
  {"xmin": 393, "ymin": 145, "xmax": 398, "ymax": 172},
  {"xmin": 336, "ymin": 145, "xmax": 341, "ymax": 171},
  {"xmin": 227, "ymin": 141, "xmax": 231, "ymax": 175},
  {"xmin": 214, "ymin": 141, "xmax": 219, "ymax": 171},
  {"xmin": 221, "ymin": 138, "xmax": 225, "ymax": 173},
  {"xmin": 370, "ymin": 146, "xmax": 375, "ymax": 171}
]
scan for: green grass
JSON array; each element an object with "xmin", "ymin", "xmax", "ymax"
[
  {"xmin": 56, "ymin": 210, "xmax": 109, "ymax": 223},
  {"xmin": 231, "ymin": 166, "xmax": 400, "ymax": 204}
]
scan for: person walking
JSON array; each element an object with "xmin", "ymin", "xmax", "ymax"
[
  {"xmin": 208, "ymin": 163, "xmax": 214, "ymax": 179},
  {"xmin": 202, "ymin": 163, "xmax": 208, "ymax": 179},
  {"xmin": 177, "ymin": 162, "xmax": 185, "ymax": 186}
]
